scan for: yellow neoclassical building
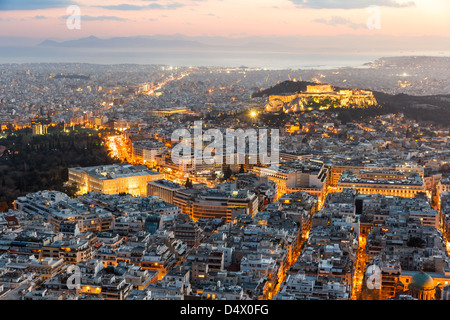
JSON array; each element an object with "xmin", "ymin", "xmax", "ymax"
[{"xmin": 68, "ymin": 163, "xmax": 163, "ymax": 197}]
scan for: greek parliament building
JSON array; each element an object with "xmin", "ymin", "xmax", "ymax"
[
  {"xmin": 68, "ymin": 163, "xmax": 163, "ymax": 197},
  {"xmin": 148, "ymin": 180, "xmax": 258, "ymax": 222}
]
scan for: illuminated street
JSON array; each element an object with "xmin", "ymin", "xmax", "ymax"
[
  {"xmin": 351, "ymin": 235, "xmax": 367, "ymax": 300},
  {"xmin": 105, "ymin": 133, "xmax": 216, "ymax": 188}
]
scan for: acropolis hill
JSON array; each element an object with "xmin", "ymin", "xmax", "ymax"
[{"xmin": 265, "ymin": 84, "xmax": 377, "ymax": 113}]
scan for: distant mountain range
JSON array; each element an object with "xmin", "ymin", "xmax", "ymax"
[
  {"xmin": 30, "ymin": 34, "xmax": 450, "ymax": 53},
  {"xmin": 38, "ymin": 35, "xmax": 206, "ymax": 49}
]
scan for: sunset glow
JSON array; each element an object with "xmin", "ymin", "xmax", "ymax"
[{"xmin": 0, "ymin": 0, "xmax": 449, "ymax": 40}]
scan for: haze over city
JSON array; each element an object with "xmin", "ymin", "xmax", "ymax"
[{"xmin": 1, "ymin": 0, "xmax": 450, "ymax": 68}]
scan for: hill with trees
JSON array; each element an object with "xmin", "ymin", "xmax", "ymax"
[
  {"xmin": 253, "ymin": 80, "xmax": 450, "ymax": 126},
  {"xmin": 0, "ymin": 126, "xmax": 117, "ymax": 211}
]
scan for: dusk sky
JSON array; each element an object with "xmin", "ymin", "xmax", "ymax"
[{"xmin": 0, "ymin": 0, "xmax": 449, "ymax": 40}]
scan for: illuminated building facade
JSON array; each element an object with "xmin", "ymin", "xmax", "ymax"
[
  {"xmin": 399, "ymin": 270, "xmax": 450, "ymax": 300},
  {"xmin": 48, "ymin": 209, "xmax": 114, "ymax": 234},
  {"xmin": 41, "ymin": 239, "xmax": 93, "ymax": 264},
  {"xmin": 31, "ymin": 124, "xmax": 47, "ymax": 135},
  {"xmin": 438, "ymin": 177, "xmax": 450, "ymax": 202},
  {"xmin": 150, "ymin": 108, "xmax": 192, "ymax": 117},
  {"xmin": 132, "ymin": 139, "xmax": 167, "ymax": 165},
  {"xmin": 328, "ymin": 163, "xmax": 424, "ymax": 188},
  {"xmin": 173, "ymin": 188, "xmax": 258, "ymax": 222},
  {"xmin": 147, "ymin": 179, "xmax": 185, "ymax": 204},
  {"xmin": 337, "ymin": 170, "xmax": 425, "ymax": 198},
  {"xmin": 26, "ymin": 257, "xmax": 65, "ymax": 280},
  {"xmin": 68, "ymin": 163, "xmax": 164, "ymax": 197},
  {"xmin": 251, "ymin": 163, "xmax": 327, "ymax": 201}
]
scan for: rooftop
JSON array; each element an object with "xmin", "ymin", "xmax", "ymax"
[{"xmin": 70, "ymin": 163, "xmax": 161, "ymax": 180}]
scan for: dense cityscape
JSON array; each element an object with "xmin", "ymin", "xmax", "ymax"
[
  {"xmin": 1, "ymin": 1, "xmax": 450, "ymax": 313},
  {"xmin": 0, "ymin": 56, "xmax": 449, "ymax": 303}
]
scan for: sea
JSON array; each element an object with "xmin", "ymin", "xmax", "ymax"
[{"xmin": 0, "ymin": 46, "xmax": 448, "ymax": 70}]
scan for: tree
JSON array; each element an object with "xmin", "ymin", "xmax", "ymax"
[
  {"xmin": 0, "ymin": 201, "xmax": 8, "ymax": 213},
  {"xmin": 63, "ymin": 183, "xmax": 79, "ymax": 198},
  {"xmin": 0, "ymin": 127, "xmax": 115, "ymax": 210},
  {"xmin": 223, "ymin": 166, "xmax": 232, "ymax": 181},
  {"xmin": 185, "ymin": 178, "xmax": 193, "ymax": 188}
]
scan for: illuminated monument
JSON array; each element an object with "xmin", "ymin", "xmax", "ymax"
[{"xmin": 265, "ymin": 84, "xmax": 377, "ymax": 113}]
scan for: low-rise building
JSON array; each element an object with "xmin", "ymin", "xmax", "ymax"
[{"xmin": 68, "ymin": 163, "xmax": 163, "ymax": 196}]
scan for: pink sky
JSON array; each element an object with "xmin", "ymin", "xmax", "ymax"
[{"xmin": 0, "ymin": 0, "xmax": 449, "ymax": 39}]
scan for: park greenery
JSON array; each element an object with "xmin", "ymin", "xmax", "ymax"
[{"xmin": 0, "ymin": 125, "xmax": 117, "ymax": 211}]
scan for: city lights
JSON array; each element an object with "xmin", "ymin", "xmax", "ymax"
[{"xmin": 0, "ymin": 2, "xmax": 448, "ymax": 308}]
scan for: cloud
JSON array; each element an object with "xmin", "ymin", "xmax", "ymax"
[
  {"xmin": 95, "ymin": 2, "xmax": 184, "ymax": 11},
  {"xmin": 290, "ymin": 0, "xmax": 415, "ymax": 9},
  {"xmin": 0, "ymin": 0, "xmax": 76, "ymax": 10},
  {"xmin": 314, "ymin": 16, "xmax": 366, "ymax": 29},
  {"xmin": 83, "ymin": 15, "xmax": 129, "ymax": 21},
  {"xmin": 94, "ymin": 4, "xmax": 145, "ymax": 11},
  {"xmin": 60, "ymin": 15, "xmax": 129, "ymax": 21}
]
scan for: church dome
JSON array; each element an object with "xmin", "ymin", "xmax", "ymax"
[{"xmin": 410, "ymin": 271, "xmax": 435, "ymax": 290}]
